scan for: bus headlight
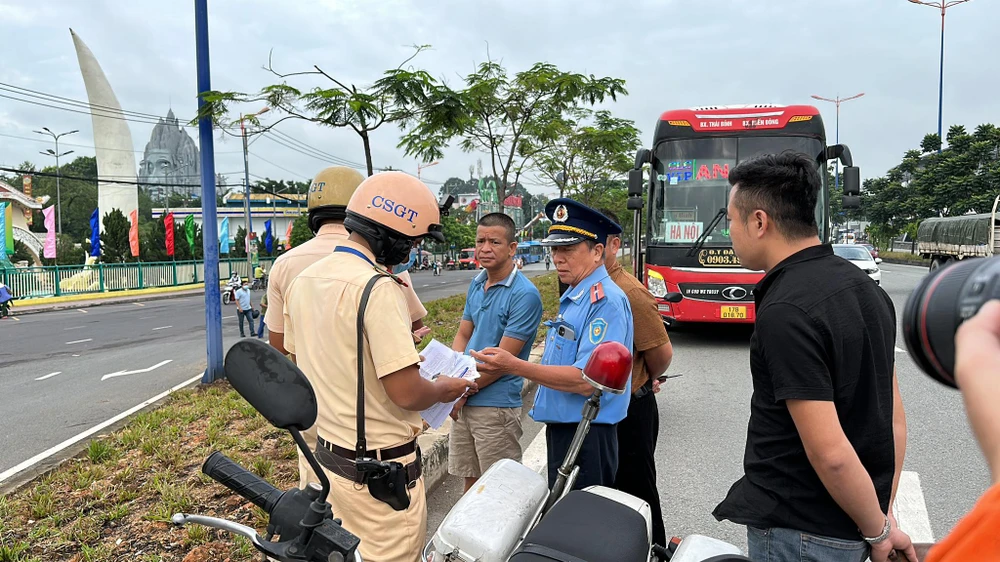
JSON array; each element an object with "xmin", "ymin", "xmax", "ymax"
[{"xmin": 646, "ymin": 269, "xmax": 667, "ymax": 298}]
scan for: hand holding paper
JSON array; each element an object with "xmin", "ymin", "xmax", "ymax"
[{"xmin": 417, "ymin": 339, "xmax": 481, "ymax": 428}]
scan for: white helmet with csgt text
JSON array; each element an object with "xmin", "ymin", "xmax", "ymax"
[{"xmin": 344, "ymin": 171, "xmax": 445, "ymax": 267}]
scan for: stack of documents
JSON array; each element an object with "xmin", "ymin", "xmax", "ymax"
[{"xmin": 418, "ymin": 339, "xmax": 480, "ymax": 428}]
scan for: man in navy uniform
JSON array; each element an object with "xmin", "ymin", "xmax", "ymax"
[{"xmin": 473, "ymin": 198, "xmax": 634, "ymax": 489}]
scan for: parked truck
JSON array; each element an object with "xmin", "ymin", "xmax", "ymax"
[{"xmin": 917, "ymin": 194, "xmax": 1000, "ymax": 271}]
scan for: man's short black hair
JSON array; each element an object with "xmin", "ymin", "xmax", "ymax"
[
  {"xmin": 728, "ymin": 151, "xmax": 821, "ymax": 240},
  {"xmin": 478, "ymin": 213, "xmax": 517, "ymax": 243},
  {"xmin": 598, "ymin": 208, "xmax": 621, "ymax": 240}
]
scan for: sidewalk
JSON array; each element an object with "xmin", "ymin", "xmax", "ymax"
[{"xmin": 10, "ymin": 284, "xmax": 211, "ymax": 315}]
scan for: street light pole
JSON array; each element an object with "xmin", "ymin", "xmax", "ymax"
[
  {"xmin": 34, "ymin": 128, "xmax": 79, "ymax": 235},
  {"xmin": 417, "ymin": 160, "xmax": 440, "ymax": 180},
  {"xmin": 908, "ymin": 0, "xmax": 972, "ymax": 153},
  {"xmin": 240, "ymin": 107, "xmax": 269, "ymax": 277},
  {"xmin": 810, "ymin": 93, "xmax": 864, "ymax": 191}
]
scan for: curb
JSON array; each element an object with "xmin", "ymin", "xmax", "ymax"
[
  {"xmin": 12, "ymin": 285, "xmax": 213, "ymax": 315},
  {"xmin": 419, "ymin": 342, "xmax": 544, "ymax": 493},
  {"xmin": 882, "ymin": 258, "xmax": 929, "ymax": 267}
]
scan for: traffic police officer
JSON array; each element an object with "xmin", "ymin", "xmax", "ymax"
[
  {"xmin": 265, "ymin": 166, "xmax": 429, "ymax": 489},
  {"xmin": 283, "ymin": 171, "xmax": 474, "ymax": 562},
  {"xmin": 472, "ymin": 198, "xmax": 634, "ymax": 489}
]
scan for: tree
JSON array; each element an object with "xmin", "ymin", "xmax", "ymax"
[
  {"xmin": 290, "ymin": 214, "xmax": 314, "ymax": 248},
  {"xmin": 11, "ymin": 240, "xmax": 34, "ymax": 265},
  {"xmin": 528, "ymin": 109, "xmax": 639, "ymax": 206},
  {"xmin": 231, "ymin": 226, "xmax": 248, "ymax": 259},
  {"xmin": 920, "ymin": 133, "xmax": 942, "ymax": 154},
  {"xmin": 199, "ymin": 46, "xmax": 438, "ymax": 176},
  {"xmin": 400, "ymin": 56, "xmax": 628, "ymax": 211},
  {"xmin": 140, "ymin": 217, "xmax": 168, "ymax": 262},
  {"xmin": 436, "ymin": 216, "xmax": 476, "ymax": 254},
  {"xmin": 99, "ymin": 209, "xmax": 133, "ymax": 263},
  {"xmin": 15, "ymin": 156, "xmax": 99, "ymax": 241}
]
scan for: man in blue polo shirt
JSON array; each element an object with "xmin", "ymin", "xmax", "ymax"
[
  {"xmin": 473, "ymin": 199, "xmax": 633, "ymax": 489},
  {"xmin": 449, "ymin": 213, "xmax": 544, "ymax": 492}
]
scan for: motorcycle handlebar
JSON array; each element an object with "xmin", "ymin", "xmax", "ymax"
[{"xmin": 202, "ymin": 451, "xmax": 282, "ymax": 514}]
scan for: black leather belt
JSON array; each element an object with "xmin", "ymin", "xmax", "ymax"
[
  {"xmin": 633, "ymin": 378, "xmax": 655, "ymax": 399},
  {"xmin": 315, "ymin": 437, "xmax": 421, "ymax": 487}
]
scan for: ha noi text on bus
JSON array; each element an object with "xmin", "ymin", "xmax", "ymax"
[{"xmin": 625, "ymin": 104, "xmax": 862, "ymax": 325}]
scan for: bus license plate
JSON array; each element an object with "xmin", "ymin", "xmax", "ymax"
[{"xmin": 720, "ymin": 306, "xmax": 747, "ymax": 319}]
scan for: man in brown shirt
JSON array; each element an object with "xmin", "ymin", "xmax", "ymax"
[{"xmin": 601, "ymin": 209, "xmax": 674, "ymax": 547}]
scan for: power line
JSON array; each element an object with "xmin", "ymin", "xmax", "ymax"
[
  {"xmin": 248, "ymin": 151, "xmax": 310, "ymax": 180},
  {"xmin": 267, "ymin": 129, "xmax": 367, "ymax": 169},
  {"xmin": 0, "ymin": 164, "xmax": 235, "ymax": 188},
  {"xmin": 0, "ymin": 82, "xmax": 182, "ymax": 122},
  {"xmin": 0, "ymin": 131, "xmax": 241, "ymax": 156}
]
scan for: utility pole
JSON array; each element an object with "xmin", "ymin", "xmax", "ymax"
[
  {"xmin": 240, "ymin": 106, "xmax": 269, "ymax": 276},
  {"xmin": 908, "ymin": 0, "xmax": 972, "ymax": 153},
  {"xmin": 810, "ymin": 93, "xmax": 864, "ymax": 191},
  {"xmin": 34, "ymin": 128, "xmax": 78, "ymax": 235}
]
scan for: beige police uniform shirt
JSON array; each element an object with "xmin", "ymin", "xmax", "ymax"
[
  {"xmin": 264, "ymin": 222, "xmax": 426, "ymax": 333},
  {"xmin": 283, "ymin": 239, "xmax": 423, "ymax": 451}
]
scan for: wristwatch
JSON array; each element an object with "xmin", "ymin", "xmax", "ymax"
[{"xmin": 862, "ymin": 515, "xmax": 891, "ymax": 545}]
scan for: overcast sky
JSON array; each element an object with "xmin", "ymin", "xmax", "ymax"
[{"xmin": 1, "ymin": 0, "xmax": 997, "ymax": 198}]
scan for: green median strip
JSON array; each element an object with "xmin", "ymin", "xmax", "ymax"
[{"xmin": 0, "ymin": 271, "xmax": 562, "ymax": 562}]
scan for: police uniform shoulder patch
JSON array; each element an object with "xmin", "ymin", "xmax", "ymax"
[
  {"xmin": 589, "ymin": 318, "xmax": 608, "ymax": 345},
  {"xmin": 590, "ymin": 282, "xmax": 605, "ymax": 304}
]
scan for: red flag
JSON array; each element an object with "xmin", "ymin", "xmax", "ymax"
[
  {"xmin": 164, "ymin": 213, "xmax": 175, "ymax": 256},
  {"xmin": 285, "ymin": 221, "xmax": 294, "ymax": 248},
  {"xmin": 129, "ymin": 209, "xmax": 140, "ymax": 257}
]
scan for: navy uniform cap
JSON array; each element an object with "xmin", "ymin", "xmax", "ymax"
[{"xmin": 541, "ymin": 198, "xmax": 623, "ymax": 247}]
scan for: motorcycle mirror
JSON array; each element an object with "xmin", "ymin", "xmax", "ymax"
[
  {"xmin": 224, "ymin": 338, "xmax": 318, "ymax": 432},
  {"xmin": 582, "ymin": 341, "xmax": 632, "ymax": 394}
]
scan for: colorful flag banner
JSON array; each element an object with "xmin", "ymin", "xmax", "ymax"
[
  {"xmin": 184, "ymin": 215, "xmax": 196, "ymax": 252},
  {"xmin": 128, "ymin": 209, "xmax": 140, "ymax": 258},
  {"xmin": 164, "ymin": 213, "xmax": 175, "ymax": 256},
  {"xmin": 43, "ymin": 206, "xmax": 56, "ymax": 259},
  {"xmin": 220, "ymin": 217, "xmax": 230, "ymax": 254},
  {"xmin": 89, "ymin": 209, "xmax": 101, "ymax": 257}
]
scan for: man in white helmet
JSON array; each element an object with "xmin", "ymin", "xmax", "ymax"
[
  {"xmin": 283, "ymin": 171, "xmax": 475, "ymax": 562},
  {"xmin": 265, "ymin": 166, "xmax": 430, "ymax": 489}
]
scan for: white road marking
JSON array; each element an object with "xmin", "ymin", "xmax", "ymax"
[
  {"xmin": 138, "ymin": 316, "xmax": 155, "ymax": 320},
  {"xmin": 222, "ymin": 315, "xmax": 235, "ymax": 320},
  {"xmin": 35, "ymin": 372, "xmax": 62, "ymax": 381},
  {"xmin": 893, "ymin": 471, "xmax": 935, "ymax": 543},
  {"xmin": 133, "ymin": 302, "xmax": 145, "ymax": 307},
  {"xmin": 78, "ymin": 309, "xmax": 88, "ymax": 314},
  {"xmin": 522, "ymin": 430, "xmax": 548, "ymax": 476},
  {"xmin": 0, "ymin": 373, "xmax": 202, "ymax": 485},
  {"xmin": 151, "ymin": 325, "xmax": 172, "ymax": 331},
  {"xmin": 420, "ymin": 284, "xmax": 429, "ymax": 288},
  {"xmin": 101, "ymin": 359, "xmax": 173, "ymax": 381},
  {"xmin": 440, "ymin": 281, "xmax": 448, "ymax": 284},
  {"xmin": 63, "ymin": 326, "xmax": 86, "ymax": 331},
  {"xmin": 71, "ymin": 354, "xmax": 80, "ymax": 357},
  {"xmin": 65, "ymin": 338, "xmax": 92, "ymax": 345}
]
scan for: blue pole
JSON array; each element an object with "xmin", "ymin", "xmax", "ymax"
[
  {"xmin": 936, "ymin": 8, "xmax": 946, "ymax": 154},
  {"xmin": 195, "ymin": 0, "xmax": 224, "ymax": 383}
]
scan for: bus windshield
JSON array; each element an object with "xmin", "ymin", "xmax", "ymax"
[{"xmin": 649, "ymin": 136, "xmax": 827, "ymax": 246}]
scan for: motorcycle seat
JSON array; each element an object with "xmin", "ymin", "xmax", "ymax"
[{"xmin": 509, "ymin": 490, "xmax": 649, "ymax": 562}]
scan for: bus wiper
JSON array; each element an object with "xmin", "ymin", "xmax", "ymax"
[{"xmin": 686, "ymin": 207, "xmax": 728, "ymax": 257}]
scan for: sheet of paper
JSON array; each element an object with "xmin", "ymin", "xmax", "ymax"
[{"xmin": 418, "ymin": 340, "xmax": 479, "ymax": 429}]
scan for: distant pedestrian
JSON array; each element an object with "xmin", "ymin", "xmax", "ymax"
[
  {"xmin": 258, "ymin": 292, "xmax": 268, "ymax": 338},
  {"xmin": 234, "ymin": 282, "xmax": 256, "ymax": 338},
  {"xmin": 0, "ymin": 281, "xmax": 13, "ymax": 319}
]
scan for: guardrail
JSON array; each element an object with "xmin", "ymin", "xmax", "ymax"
[{"xmin": 1, "ymin": 258, "xmax": 276, "ymax": 300}]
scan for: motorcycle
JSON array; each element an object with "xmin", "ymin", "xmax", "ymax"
[
  {"xmin": 433, "ymin": 261, "xmax": 442, "ymax": 276},
  {"xmin": 171, "ymin": 339, "xmax": 363, "ymax": 561},
  {"xmin": 222, "ymin": 283, "xmax": 240, "ymax": 305},
  {"xmin": 424, "ymin": 340, "xmax": 749, "ymax": 562}
]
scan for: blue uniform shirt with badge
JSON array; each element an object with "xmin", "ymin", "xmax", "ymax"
[{"xmin": 530, "ymin": 265, "xmax": 634, "ymax": 424}]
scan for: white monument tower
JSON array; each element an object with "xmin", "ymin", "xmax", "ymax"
[{"xmin": 70, "ymin": 28, "xmax": 139, "ymax": 235}]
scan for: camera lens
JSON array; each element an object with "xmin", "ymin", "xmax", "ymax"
[{"xmin": 902, "ymin": 256, "xmax": 1000, "ymax": 388}]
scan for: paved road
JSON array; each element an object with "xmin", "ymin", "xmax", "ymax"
[
  {"xmin": 0, "ymin": 263, "xmax": 551, "ymax": 479},
  {"xmin": 426, "ymin": 262, "xmax": 993, "ymax": 551}
]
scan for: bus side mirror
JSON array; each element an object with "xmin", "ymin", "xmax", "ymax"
[
  {"xmin": 628, "ymin": 168, "xmax": 644, "ymax": 198},
  {"xmin": 842, "ymin": 166, "xmax": 861, "ymax": 209}
]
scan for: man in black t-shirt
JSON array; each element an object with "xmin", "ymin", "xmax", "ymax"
[{"xmin": 712, "ymin": 153, "xmax": 918, "ymax": 562}]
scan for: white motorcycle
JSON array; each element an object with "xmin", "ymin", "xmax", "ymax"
[{"xmin": 424, "ymin": 340, "xmax": 750, "ymax": 562}]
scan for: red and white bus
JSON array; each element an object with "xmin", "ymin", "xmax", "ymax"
[{"xmin": 626, "ymin": 104, "xmax": 861, "ymax": 325}]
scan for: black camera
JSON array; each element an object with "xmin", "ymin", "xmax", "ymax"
[{"xmin": 903, "ymin": 256, "xmax": 1000, "ymax": 388}]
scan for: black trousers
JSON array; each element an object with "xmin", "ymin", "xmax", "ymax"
[
  {"xmin": 613, "ymin": 390, "xmax": 667, "ymax": 547},
  {"xmin": 546, "ymin": 423, "xmax": 618, "ymax": 490}
]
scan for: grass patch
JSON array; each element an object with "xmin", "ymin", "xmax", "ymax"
[
  {"xmin": 881, "ymin": 250, "xmax": 930, "ymax": 265},
  {"xmin": 86, "ymin": 440, "xmax": 118, "ymax": 464},
  {"xmin": 0, "ymin": 273, "xmax": 562, "ymax": 561}
]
